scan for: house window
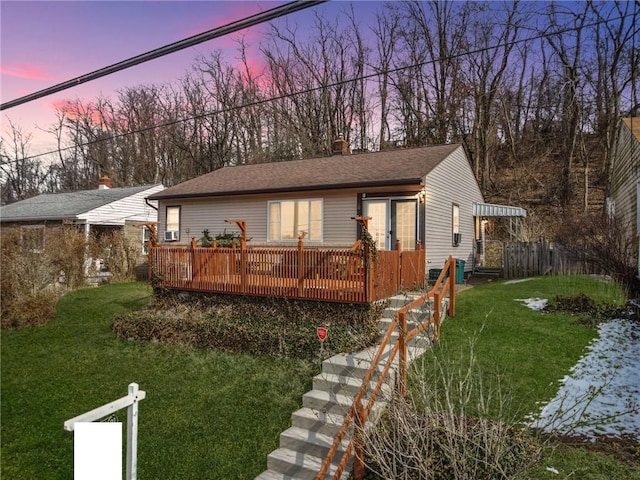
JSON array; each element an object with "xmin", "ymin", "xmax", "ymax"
[
  {"xmin": 268, "ymin": 199, "xmax": 322, "ymax": 241},
  {"xmin": 452, "ymin": 203, "xmax": 460, "ymax": 247},
  {"xmin": 142, "ymin": 226, "xmax": 153, "ymax": 254},
  {"xmin": 21, "ymin": 225, "xmax": 45, "ymax": 252},
  {"xmin": 165, "ymin": 206, "xmax": 180, "ymax": 241}
]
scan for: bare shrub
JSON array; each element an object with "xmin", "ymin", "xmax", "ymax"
[
  {"xmin": 556, "ymin": 213, "xmax": 639, "ymax": 298},
  {"xmin": 0, "ymin": 228, "xmax": 63, "ymax": 328},
  {"xmin": 95, "ymin": 230, "xmax": 139, "ymax": 281},
  {"xmin": 362, "ymin": 338, "xmax": 540, "ymax": 479},
  {"xmin": 48, "ymin": 226, "xmax": 91, "ymax": 289},
  {"xmin": 1, "ymin": 292, "xmax": 58, "ymax": 329}
]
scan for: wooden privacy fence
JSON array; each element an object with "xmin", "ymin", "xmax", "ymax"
[
  {"xmin": 149, "ymin": 241, "xmax": 425, "ymax": 304},
  {"xmin": 502, "ymin": 241, "xmax": 601, "ymax": 279},
  {"xmin": 316, "ymin": 256, "xmax": 457, "ymax": 480}
]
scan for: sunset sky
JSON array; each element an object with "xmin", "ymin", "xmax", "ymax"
[{"xmin": 1, "ymin": 0, "xmax": 374, "ymax": 153}]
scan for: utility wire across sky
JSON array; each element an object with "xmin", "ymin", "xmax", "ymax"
[
  {"xmin": 0, "ymin": 0, "xmax": 327, "ymax": 111},
  {"xmin": 11, "ymin": 11, "xmax": 627, "ymax": 163}
]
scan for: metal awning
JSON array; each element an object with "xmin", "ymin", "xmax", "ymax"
[{"xmin": 473, "ymin": 202, "xmax": 527, "ymax": 218}]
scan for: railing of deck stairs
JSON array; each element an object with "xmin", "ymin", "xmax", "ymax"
[{"xmin": 316, "ymin": 256, "xmax": 457, "ymax": 479}]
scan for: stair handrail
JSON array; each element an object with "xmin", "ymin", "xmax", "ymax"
[{"xmin": 315, "ymin": 256, "xmax": 456, "ymax": 480}]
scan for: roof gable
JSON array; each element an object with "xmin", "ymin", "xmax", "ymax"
[
  {"xmin": 0, "ymin": 184, "xmax": 162, "ymax": 223},
  {"xmin": 151, "ymin": 144, "xmax": 462, "ymax": 200}
]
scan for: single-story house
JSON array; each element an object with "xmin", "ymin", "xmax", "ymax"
[
  {"xmin": 0, "ymin": 177, "xmax": 164, "ymax": 273},
  {"xmin": 149, "ymin": 139, "xmax": 486, "ymax": 276},
  {"xmin": 608, "ymin": 117, "xmax": 640, "ymax": 277}
]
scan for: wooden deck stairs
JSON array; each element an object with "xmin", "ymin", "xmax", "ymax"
[{"xmin": 255, "ymin": 293, "xmax": 450, "ymax": 480}]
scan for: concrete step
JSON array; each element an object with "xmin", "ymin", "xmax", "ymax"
[
  {"xmin": 279, "ymin": 426, "xmax": 351, "ymax": 460},
  {"xmin": 263, "ymin": 447, "xmax": 348, "ymax": 480},
  {"xmin": 312, "ymin": 371, "xmax": 394, "ymax": 398},
  {"xmin": 291, "ymin": 407, "xmax": 346, "ymax": 438}
]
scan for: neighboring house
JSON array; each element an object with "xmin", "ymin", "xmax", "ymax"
[
  {"xmin": 608, "ymin": 117, "xmax": 640, "ymax": 277},
  {"xmin": 149, "ymin": 139, "xmax": 488, "ymax": 274},
  {"xmin": 0, "ymin": 177, "xmax": 164, "ymax": 271}
]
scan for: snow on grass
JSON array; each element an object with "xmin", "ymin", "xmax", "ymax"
[
  {"xmin": 504, "ymin": 278, "xmax": 534, "ymax": 285},
  {"xmin": 528, "ymin": 316, "xmax": 640, "ymax": 441},
  {"xmin": 515, "ymin": 298, "xmax": 549, "ymax": 310}
]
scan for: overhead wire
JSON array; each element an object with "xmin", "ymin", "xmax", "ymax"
[
  {"xmin": 0, "ymin": 0, "xmax": 327, "ymax": 111},
  {"xmin": 1, "ymin": 10, "xmax": 637, "ymax": 165}
]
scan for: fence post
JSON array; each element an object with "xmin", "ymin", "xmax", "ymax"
[
  {"xmin": 297, "ymin": 236, "xmax": 304, "ymax": 297},
  {"xmin": 353, "ymin": 400, "xmax": 366, "ymax": 480},
  {"xmin": 398, "ymin": 310, "xmax": 408, "ymax": 396},
  {"xmin": 126, "ymin": 383, "xmax": 140, "ymax": 480},
  {"xmin": 434, "ymin": 291, "xmax": 441, "ymax": 342}
]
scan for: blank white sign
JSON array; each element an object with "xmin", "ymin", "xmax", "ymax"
[{"xmin": 74, "ymin": 422, "xmax": 122, "ymax": 480}]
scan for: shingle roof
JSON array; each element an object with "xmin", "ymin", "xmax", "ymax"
[
  {"xmin": 0, "ymin": 185, "xmax": 159, "ymax": 222},
  {"xmin": 150, "ymin": 144, "xmax": 461, "ymax": 200}
]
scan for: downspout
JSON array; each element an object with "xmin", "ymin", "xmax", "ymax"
[{"xmin": 145, "ymin": 198, "xmax": 158, "ymax": 211}]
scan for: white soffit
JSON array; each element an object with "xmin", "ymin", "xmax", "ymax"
[{"xmin": 473, "ymin": 202, "xmax": 527, "ymax": 218}]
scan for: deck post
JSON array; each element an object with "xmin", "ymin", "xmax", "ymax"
[
  {"xmin": 398, "ymin": 310, "xmax": 408, "ymax": 396},
  {"xmin": 297, "ymin": 236, "xmax": 304, "ymax": 297},
  {"xmin": 363, "ymin": 240, "xmax": 373, "ymax": 302}
]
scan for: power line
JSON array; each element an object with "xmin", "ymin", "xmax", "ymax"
[
  {"xmin": 3, "ymin": 11, "xmax": 637, "ymax": 164},
  {"xmin": 0, "ymin": 0, "xmax": 327, "ymax": 111}
]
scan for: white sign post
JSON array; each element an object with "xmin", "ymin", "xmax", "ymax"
[{"xmin": 64, "ymin": 383, "xmax": 146, "ymax": 480}]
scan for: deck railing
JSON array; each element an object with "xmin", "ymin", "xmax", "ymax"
[
  {"xmin": 316, "ymin": 256, "xmax": 456, "ymax": 479},
  {"xmin": 149, "ymin": 240, "xmax": 425, "ymax": 304}
]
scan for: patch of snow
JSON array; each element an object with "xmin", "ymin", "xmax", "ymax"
[
  {"xmin": 504, "ymin": 278, "xmax": 534, "ymax": 285},
  {"xmin": 529, "ymin": 318, "xmax": 640, "ymax": 441},
  {"xmin": 515, "ymin": 298, "xmax": 549, "ymax": 310}
]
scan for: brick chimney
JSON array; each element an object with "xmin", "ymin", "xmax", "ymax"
[
  {"xmin": 332, "ymin": 134, "xmax": 351, "ymax": 155},
  {"xmin": 98, "ymin": 175, "xmax": 112, "ymax": 189}
]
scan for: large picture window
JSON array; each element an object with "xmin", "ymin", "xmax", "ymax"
[{"xmin": 269, "ymin": 199, "xmax": 322, "ymax": 241}]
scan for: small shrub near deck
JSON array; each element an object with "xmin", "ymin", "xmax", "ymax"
[{"xmin": 113, "ymin": 290, "xmax": 384, "ymax": 360}]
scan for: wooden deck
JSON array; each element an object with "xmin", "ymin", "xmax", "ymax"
[{"xmin": 149, "ymin": 244, "xmax": 425, "ymax": 304}]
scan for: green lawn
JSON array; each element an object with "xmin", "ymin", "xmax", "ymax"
[
  {"xmin": 410, "ymin": 275, "xmax": 639, "ymax": 479},
  {"xmin": 1, "ymin": 282, "xmax": 317, "ymax": 479},
  {"xmin": 2, "ymin": 277, "xmax": 638, "ymax": 479}
]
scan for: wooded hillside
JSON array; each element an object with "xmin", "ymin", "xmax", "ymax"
[{"xmin": 2, "ymin": 1, "xmax": 638, "ymax": 236}]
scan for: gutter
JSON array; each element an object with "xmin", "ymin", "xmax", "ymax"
[{"xmin": 148, "ymin": 178, "xmax": 423, "ymax": 202}]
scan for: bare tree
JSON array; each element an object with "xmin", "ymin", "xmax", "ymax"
[{"xmin": 0, "ymin": 119, "xmax": 51, "ymax": 204}]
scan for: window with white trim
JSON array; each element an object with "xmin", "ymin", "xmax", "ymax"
[
  {"xmin": 268, "ymin": 199, "xmax": 323, "ymax": 241},
  {"xmin": 142, "ymin": 226, "xmax": 153, "ymax": 254}
]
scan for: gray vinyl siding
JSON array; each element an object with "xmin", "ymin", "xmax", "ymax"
[
  {"xmin": 610, "ymin": 121, "xmax": 640, "ymax": 233},
  {"xmin": 157, "ymin": 192, "xmax": 358, "ymax": 247},
  {"xmin": 423, "ymin": 146, "xmax": 484, "ymax": 273}
]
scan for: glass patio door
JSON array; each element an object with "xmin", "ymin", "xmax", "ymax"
[
  {"xmin": 363, "ymin": 200, "xmax": 389, "ymax": 250},
  {"xmin": 363, "ymin": 199, "xmax": 417, "ymax": 251}
]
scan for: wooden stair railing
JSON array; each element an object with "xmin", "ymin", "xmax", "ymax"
[{"xmin": 315, "ymin": 256, "xmax": 456, "ymax": 480}]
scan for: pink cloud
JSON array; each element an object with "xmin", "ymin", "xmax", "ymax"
[
  {"xmin": 184, "ymin": 3, "xmax": 267, "ymax": 43},
  {"xmin": 0, "ymin": 63, "xmax": 54, "ymax": 82}
]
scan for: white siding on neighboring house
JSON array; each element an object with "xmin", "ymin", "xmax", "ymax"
[
  {"xmin": 157, "ymin": 191, "xmax": 358, "ymax": 247},
  {"xmin": 77, "ymin": 184, "xmax": 164, "ymax": 225},
  {"xmin": 423, "ymin": 146, "xmax": 484, "ymax": 273}
]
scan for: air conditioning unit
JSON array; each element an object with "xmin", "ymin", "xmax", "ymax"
[{"xmin": 164, "ymin": 230, "xmax": 179, "ymax": 242}]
